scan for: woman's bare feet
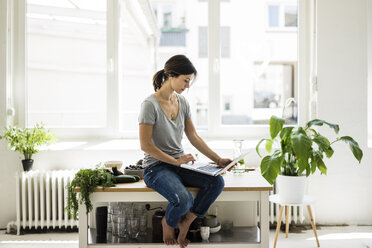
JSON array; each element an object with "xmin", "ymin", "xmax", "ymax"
[
  {"xmin": 177, "ymin": 212, "xmax": 197, "ymax": 248},
  {"xmin": 162, "ymin": 217, "xmax": 177, "ymax": 245}
]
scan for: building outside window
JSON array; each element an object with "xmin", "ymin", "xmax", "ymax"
[
  {"xmin": 198, "ymin": 26, "xmax": 231, "ymax": 58},
  {"xmin": 267, "ymin": 2, "xmax": 298, "ymax": 29}
]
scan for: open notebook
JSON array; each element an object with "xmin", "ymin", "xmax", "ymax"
[{"xmin": 180, "ymin": 151, "xmax": 250, "ymax": 176}]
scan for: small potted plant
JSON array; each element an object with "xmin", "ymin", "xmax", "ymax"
[
  {"xmin": 0, "ymin": 123, "xmax": 56, "ymax": 171},
  {"xmin": 256, "ymin": 116, "xmax": 363, "ymax": 203}
]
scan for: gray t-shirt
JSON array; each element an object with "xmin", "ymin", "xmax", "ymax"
[{"xmin": 138, "ymin": 94, "xmax": 191, "ymax": 167}]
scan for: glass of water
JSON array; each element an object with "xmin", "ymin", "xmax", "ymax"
[{"xmin": 233, "ymin": 139, "xmax": 245, "ymax": 173}]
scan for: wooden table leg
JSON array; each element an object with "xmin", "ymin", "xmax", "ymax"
[
  {"xmin": 307, "ymin": 205, "xmax": 320, "ymax": 247},
  {"xmin": 285, "ymin": 206, "xmax": 289, "ymax": 238},
  {"xmin": 274, "ymin": 205, "xmax": 284, "ymax": 248}
]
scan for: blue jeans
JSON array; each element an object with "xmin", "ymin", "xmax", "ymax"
[{"xmin": 144, "ymin": 162, "xmax": 225, "ymax": 228}]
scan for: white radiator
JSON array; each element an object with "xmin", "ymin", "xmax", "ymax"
[{"xmin": 12, "ymin": 170, "xmax": 78, "ymax": 235}]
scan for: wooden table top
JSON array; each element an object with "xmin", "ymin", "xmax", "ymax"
[{"xmin": 76, "ymin": 171, "xmax": 272, "ymax": 193}]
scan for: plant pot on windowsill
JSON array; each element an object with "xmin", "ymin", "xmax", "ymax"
[
  {"xmin": 0, "ymin": 123, "xmax": 56, "ymax": 172},
  {"xmin": 22, "ymin": 159, "xmax": 34, "ymax": 171}
]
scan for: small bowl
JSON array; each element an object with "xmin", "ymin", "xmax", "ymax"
[
  {"xmin": 124, "ymin": 168, "xmax": 144, "ymax": 179},
  {"xmin": 203, "ymin": 214, "xmax": 218, "ymax": 228},
  {"xmin": 105, "ymin": 161, "xmax": 123, "ymax": 169},
  {"xmin": 209, "ymin": 223, "xmax": 221, "ymax": 233}
]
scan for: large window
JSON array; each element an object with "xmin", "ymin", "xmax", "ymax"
[
  {"xmin": 220, "ymin": 0, "xmax": 298, "ymax": 126},
  {"xmin": 27, "ymin": 0, "xmax": 107, "ymax": 128},
  {"xmin": 17, "ymin": 0, "xmax": 306, "ymax": 139}
]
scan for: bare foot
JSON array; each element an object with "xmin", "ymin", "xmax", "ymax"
[
  {"xmin": 162, "ymin": 217, "xmax": 177, "ymax": 245},
  {"xmin": 177, "ymin": 212, "xmax": 197, "ymax": 248}
]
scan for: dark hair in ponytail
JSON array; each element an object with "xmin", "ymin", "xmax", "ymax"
[{"xmin": 152, "ymin": 55, "xmax": 197, "ymax": 92}]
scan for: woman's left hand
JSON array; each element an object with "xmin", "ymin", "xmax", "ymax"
[{"xmin": 217, "ymin": 158, "xmax": 234, "ymax": 170}]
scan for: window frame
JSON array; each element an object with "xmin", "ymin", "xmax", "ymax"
[{"xmin": 11, "ymin": 0, "xmax": 311, "ymax": 140}]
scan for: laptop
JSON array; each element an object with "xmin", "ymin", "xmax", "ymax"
[{"xmin": 180, "ymin": 151, "xmax": 250, "ymax": 176}]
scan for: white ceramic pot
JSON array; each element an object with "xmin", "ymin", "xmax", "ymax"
[{"xmin": 276, "ymin": 174, "xmax": 306, "ymax": 204}]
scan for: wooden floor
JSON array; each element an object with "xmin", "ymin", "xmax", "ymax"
[{"xmin": 1, "ymin": 226, "xmax": 372, "ymax": 248}]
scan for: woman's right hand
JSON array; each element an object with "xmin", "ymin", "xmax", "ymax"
[{"xmin": 175, "ymin": 154, "xmax": 196, "ymax": 166}]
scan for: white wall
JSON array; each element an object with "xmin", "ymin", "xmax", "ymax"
[
  {"xmin": 308, "ymin": 0, "xmax": 371, "ymax": 225},
  {"xmin": 368, "ymin": 0, "xmax": 372, "ymax": 139},
  {"xmin": 1, "ymin": 0, "xmax": 372, "ymax": 228},
  {"xmin": 0, "ymin": 0, "xmax": 7, "ymax": 129}
]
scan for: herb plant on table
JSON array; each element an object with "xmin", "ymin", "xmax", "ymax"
[
  {"xmin": 66, "ymin": 167, "xmax": 140, "ymax": 220},
  {"xmin": 66, "ymin": 169, "xmax": 115, "ymax": 220}
]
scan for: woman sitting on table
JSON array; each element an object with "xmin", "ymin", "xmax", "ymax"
[{"xmin": 138, "ymin": 55, "xmax": 233, "ymax": 248}]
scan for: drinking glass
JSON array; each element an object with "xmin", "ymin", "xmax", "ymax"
[
  {"xmin": 111, "ymin": 206, "xmax": 120, "ymax": 236},
  {"xmin": 118, "ymin": 216, "xmax": 128, "ymax": 238},
  {"xmin": 112, "ymin": 213, "xmax": 119, "ymax": 236},
  {"xmin": 107, "ymin": 203, "xmax": 113, "ymax": 232},
  {"xmin": 119, "ymin": 202, "xmax": 132, "ymax": 215},
  {"xmin": 133, "ymin": 204, "xmax": 145, "ymax": 216},
  {"xmin": 139, "ymin": 214, "xmax": 147, "ymax": 236},
  {"xmin": 128, "ymin": 216, "xmax": 140, "ymax": 239},
  {"xmin": 233, "ymin": 139, "xmax": 245, "ymax": 173}
]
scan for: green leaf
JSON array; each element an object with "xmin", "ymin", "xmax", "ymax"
[
  {"xmin": 291, "ymin": 133, "xmax": 312, "ymax": 159},
  {"xmin": 307, "ymin": 128, "xmax": 318, "ymax": 136},
  {"xmin": 260, "ymin": 154, "xmax": 283, "ymax": 185},
  {"xmin": 325, "ymin": 147, "xmax": 334, "ymax": 158},
  {"xmin": 313, "ymin": 152, "xmax": 327, "ymax": 175},
  {"xmin": 338, "ymin": 136, "xmax": 363, "ymax": 163},
  {"xmin": 297, "ymin": 158, "xmax": 309, "ymax": 176},
  {"xmin": 306, "ymin": 119, "xmax": 340, "ymax": 134},
  {"xmin": 294, "ymin": 127, "xmax": 307, "ymax": 136},
  {"xmin": 256, "ymin": 138, "xmax": 271, "ymax": 157},
  {"xmin": 265, "ymin": 139, "xmax": 273, "ymax": 153},
  {"xmin": 316, "ymin": 158, "xmax": 327, "ymax": 175},
  {"xmin": 313, "ymin": 135, "xmax": 330, "ymax": 150},
  {"xmin": 270, "ymin": 116, "xmax": 285, "ymax": 139},
  {"xmin": 313, "ymin": 135, "xmax": 334, "ymax": 158},
  {"xmin": 279, "ymin": 126, "xmax": 295, "ymax": 139},
  {"xmin": 310, "ymin": 154, "xmax": 317, "ymax": 174}
]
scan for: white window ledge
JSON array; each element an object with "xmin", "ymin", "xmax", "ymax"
[{"xmin": 38, "ymin": 138, "xmax": 261, "ymax": 151}]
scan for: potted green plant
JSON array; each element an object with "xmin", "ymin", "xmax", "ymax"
[
  {"xmin": 0, "ymin": 123, "xmax": 56, "ymax": 171},
  {"xmin": 256, "ymin": 116, "xmax": 363, "ymax": 203}
]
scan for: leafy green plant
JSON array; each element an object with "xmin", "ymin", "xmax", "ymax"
[
  {"xmin": 256, "ymin": 116, "xmax": 363, "ymax": 185},
  {"xmin": 66, "ymin": 168, "xmax": 115, "ymax": 220},
  {"xmin": 0, "ymin": 123, "xmax": 56, "ymax": 160}
]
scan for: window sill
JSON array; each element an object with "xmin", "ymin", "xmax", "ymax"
[{"xmin": 38, "ymin": 138, "xmax": 261, "ymax": 152}]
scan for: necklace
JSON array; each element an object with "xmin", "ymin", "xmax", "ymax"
[{"xmin": 171, "ymin": 113, "xmax": 174, "ymax": 119}]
